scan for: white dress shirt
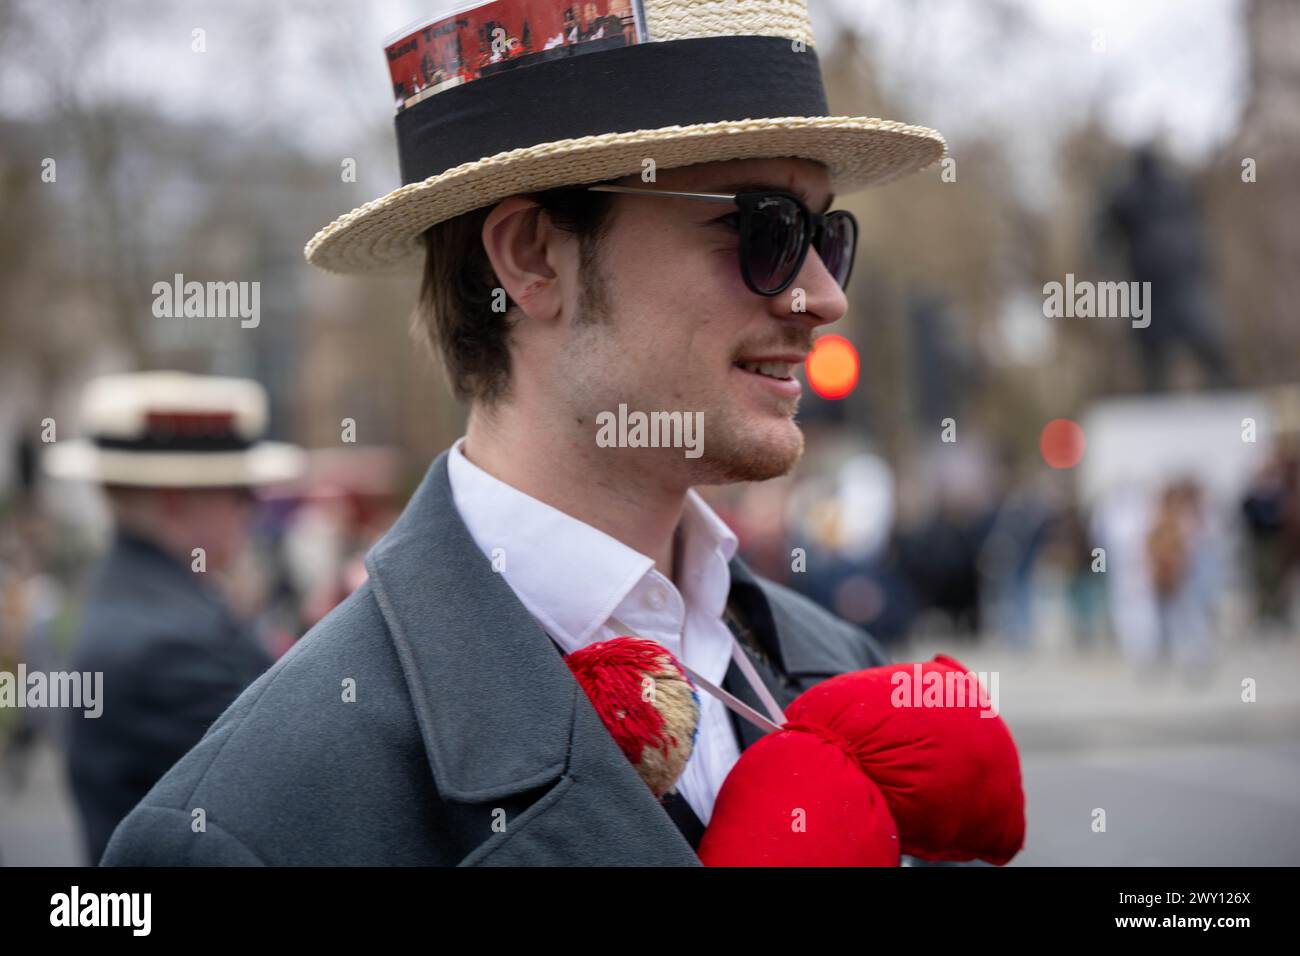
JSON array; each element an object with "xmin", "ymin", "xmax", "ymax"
[{"xmin": 446, "ymin": 436, "xmax": 744, "ymax": 825}]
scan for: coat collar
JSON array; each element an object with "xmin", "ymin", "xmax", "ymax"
[
  {"xmin": 364, "ymin": 449, "xmax": 713, "ymax": 864},
  {"xmin": 364, "ymin": 449, "xmax": 578, "ymax": 802}
]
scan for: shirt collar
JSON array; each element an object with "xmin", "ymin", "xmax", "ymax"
[
  {"xmin": 446, "ymin": 436, "xmax": 738, "ymax": 648},
  {"xmin": 675, "ymin": 483, "xmax": 739, "ymax": 620}
]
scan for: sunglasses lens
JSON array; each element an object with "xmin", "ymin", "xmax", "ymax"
[
  {"xmin": 817, "ymin": 212, "xmax": 857, "ymax": 289},
  {"xmin": 745, "ymin": 196, "xmax": 807, "ymax": 294}
]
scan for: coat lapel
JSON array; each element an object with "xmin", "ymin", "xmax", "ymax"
[{"xmin": 364, "ymin": 450, "xmax": 699, "ymax": 866}]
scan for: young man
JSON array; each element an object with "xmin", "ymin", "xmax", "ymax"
[
  {"xmin": 104, "ymin": 0, "xmax": 947, "ymax": 865},
  {"xmin": 43, "ymin": 372, "xmax": 302, "ymax": 863}
]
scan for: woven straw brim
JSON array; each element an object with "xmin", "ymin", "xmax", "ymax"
[
  {"xmin": 44, "ymin": 440, "xmax": 305, "ymax": 488},
  {"xmin": 304, "ymin": 114, "xmax": 946, "ymax": 276}
]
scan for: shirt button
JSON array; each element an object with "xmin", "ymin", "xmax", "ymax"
[{"xmin": 647, "ymin": 588, "xmax": 667, "ymax": 610}]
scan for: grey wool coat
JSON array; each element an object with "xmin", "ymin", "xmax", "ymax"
[{"xmin": 102, "ymin": 450, "xmax": 888, "ymax": 866}]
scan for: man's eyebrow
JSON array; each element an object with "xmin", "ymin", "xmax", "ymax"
[{"xmin": 697, "ymin": 180, "xmax": 836, "ymax": 213}]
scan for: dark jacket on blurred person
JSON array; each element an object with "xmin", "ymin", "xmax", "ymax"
[
  {"xmin": 101, "ymin": 451, "xmax": 886, "ymax": 866},
  {"xmin": 67, "ymin": 532, "xmax": 273, "ymax": 864}
]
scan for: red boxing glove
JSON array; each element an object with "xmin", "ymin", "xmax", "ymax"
[
  {"xmin": 699, "ymin": 720, "xmax": 903, "ymax": 866},
  {"xmin": 700, "ymin": 655, "xmax": 1025, "ymax": 867}
]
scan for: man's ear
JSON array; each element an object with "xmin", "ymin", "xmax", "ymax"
[{"xmin": 481, "ymin": 197, "xmax": 565, "ymax": 325}]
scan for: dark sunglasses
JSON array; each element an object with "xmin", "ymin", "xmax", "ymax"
[{"xmin": 582, "ymin": 183, "xmax": 858, "ymax": 297}]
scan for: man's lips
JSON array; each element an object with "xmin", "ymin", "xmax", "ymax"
[
  {"xmin": 732, "ymin": 353, "xmax": 807, "ymax": 378},
  {"xmin": 734, "ymin": 353, "xmax": 808, "ymax": 365},
  {"xmin": 732, "ymin": 354, "xmax": 804, "ymax": 397}
]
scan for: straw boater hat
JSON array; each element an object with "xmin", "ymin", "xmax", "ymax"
[
  {"xmin": 44, "ymin": 372, "xmax": 304, "ymax": 488},
  {"xmin": 304, "ymin": 0, "xmax": 947, "ymax": 275}
]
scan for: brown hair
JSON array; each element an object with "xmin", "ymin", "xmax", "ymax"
[{"xmin": 415, "ymin": 187, "xmax": 617, "ymax": 406}]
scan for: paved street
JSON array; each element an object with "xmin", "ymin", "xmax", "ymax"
[
  {"xmin": 1017, "ymin": 742, "xmax": 1300, "ymax": 865},
  {"xmin": 903, "ymin": 635, "xmax": 1300, "ymax": 866},
  {"xmin": 1, "ymin": 741, "xmax": 83, "ymax": 866}
]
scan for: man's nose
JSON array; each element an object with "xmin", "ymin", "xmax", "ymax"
[{"xmin": 766, "ymin": 248, "xmax": 850, "ymax": 327}]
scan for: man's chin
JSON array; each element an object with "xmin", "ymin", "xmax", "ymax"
[{"xmin": 693, "ymin": 417, "xmax": 804, "ymax": 484}]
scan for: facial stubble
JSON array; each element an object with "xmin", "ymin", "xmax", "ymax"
[{"xmin": 572, "ymin": 238, "xmax": 806, "ymax": 485}]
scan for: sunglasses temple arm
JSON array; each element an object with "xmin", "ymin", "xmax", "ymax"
[{"xmin": 585, "ymin": 185, "xmax": 737, "ymax": 204}]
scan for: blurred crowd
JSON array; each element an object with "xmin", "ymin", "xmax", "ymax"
[
  {"xmin": 710, "ymin": 420, "xmax": 1300, "ymax": 672},
  {"xmin": 0, "ymin": 442, "xmax": 402, "ymax": 857}
]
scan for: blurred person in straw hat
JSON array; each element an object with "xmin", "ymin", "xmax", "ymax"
[
  {"xmin": 106, "ymin": 0, "xmax": 949, "ymax": 866},
  {"xmin": 44, "ymin": 371, "xmax": 303, "ymax": 864}
]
